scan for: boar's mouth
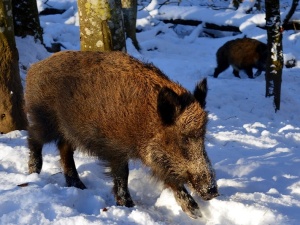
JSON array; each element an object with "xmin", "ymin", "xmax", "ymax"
[
  {"xmin": 187, "ymin": 172, "xmax": 219, "ymax": 201},
  {"xmin": 200, "ymin": 185, "xmax": 219, "ymax": 200},
  {"xmin": 192, "ymin": 183, "xmax": 219, "ymax": 201}
]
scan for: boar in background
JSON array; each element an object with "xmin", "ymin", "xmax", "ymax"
[{"xmin": 214, "ymin": 38, "xmax": 268, "ymax": 79}]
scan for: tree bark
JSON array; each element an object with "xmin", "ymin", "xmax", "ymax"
[
  {"xmin": 265, "ymin": 0, "xmax": 283, "ymax": 112},
  {"xmin": 121, "ymin": 0, "xmax": 140, "ymax": 50},
  {"xmin": 0, "ymin": 0, "xmax": 27, "ymax": 133},
  {"xmin": 78, "ymin": 0, "xmax": 126, "ymax": 51},
  {"xmin": 12, "ymin": 0, "xmax": 43, "ymax": 43}
]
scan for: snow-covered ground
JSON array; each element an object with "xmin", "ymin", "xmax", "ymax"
[{"xmin": 1, "ymin": 0, "xmax": 300, "ymax": 224}]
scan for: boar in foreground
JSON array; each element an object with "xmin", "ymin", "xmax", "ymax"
[
  {"xmin": 213, "ymin": 38, "xmax": 268, "ymax": 79},
  {"xmin": 25, "ymin": 51, "xmax": 218, "ymax": 218}
]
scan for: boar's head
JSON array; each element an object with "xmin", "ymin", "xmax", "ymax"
[{"xmin": 153, "ymin": 78, "xmax": 218, "ymax": 201}]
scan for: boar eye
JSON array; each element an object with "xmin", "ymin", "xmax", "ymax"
[{"xmin": 182, "ymin": 136, "xmax": 190, "ymax": 145}]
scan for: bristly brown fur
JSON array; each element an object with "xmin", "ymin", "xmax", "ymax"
[
  {"xmin": 214, "ymin": 37, "xmax": 267, "ymax": 78},
  {"xmin": 25, "ymin": 51, "xmax": 218, "ymax": 219}
]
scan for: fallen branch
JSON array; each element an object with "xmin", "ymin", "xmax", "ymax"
[
  {"xmin": 162, "ymin": 19, "xmax": 241, "ymax": 33},
  {"xmin": 162, "ymin": 18, "xmax": 300, "ymax": 32}
]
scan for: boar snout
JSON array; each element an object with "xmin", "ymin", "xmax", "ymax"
[
  {"xmin": 202, "ymin": 186, "xmax": 219, "ymax": 201},
  {"xmin": 198, "ymin": 184, "xmax": 219, "ymax": 201},
  {"xmin": 187, "ymin": 171, "xmax": 219, "ymax": 201}
]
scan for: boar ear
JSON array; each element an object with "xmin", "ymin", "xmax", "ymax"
[
  {"xmin": 193, "ymin": 78, "xmax": 207, "ymax": 109},
  {"xmin": 157, "ymin": 87, "xmax": 181, "ymax": 125}
]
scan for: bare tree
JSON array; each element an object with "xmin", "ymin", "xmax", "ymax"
[
  {"xmin": 232, "ymin": 0, "xmax": 243, "ymax": 9},
  {"xmin": 77, "ymin": 0, "xmax": 126, "ymax": 51},
  {"xmin": 265, "ymin": 0, "xmax": 283, "ymax": 112},
  {"xmin": 254, "ymin": 0, "xmax": 262, "ymax": 11},
  {"xmin": 282, "ymin": 0, "xmax": 299, "ymax": 29},
  {"xmin": 122, "ymin": 0, "xmax": 140, "ymax": 50},
  {"xmin": 12, "ymin": 0, "xmax": 43, "ymax": 43},
  {"xmin": 0, "ymin": 0, "xmax": 27, "ymax": 134}
]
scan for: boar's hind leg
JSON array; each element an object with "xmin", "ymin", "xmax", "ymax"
[
  {"xmin": 58, "ymin": 139, "xmax": 87, "ymax": 189},
  {"xmin": 170, "ymin": 184, "xmax": 202, "ymax": 219},
  {"xmin": 111, "ymin": 161, "xmax": 134, "ymax": 207}
]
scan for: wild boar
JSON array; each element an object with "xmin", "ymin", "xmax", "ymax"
[
  {"xmin": 25, "ymin": 51, "xmax": 218, "ymax": 218},
  {"xmin": 213, "ymin": 38, "xmax": 268, "ymax": 78}
]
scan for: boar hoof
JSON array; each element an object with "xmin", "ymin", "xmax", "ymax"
[
  {"xmin": 28, "ymin": 155, "xmax": 43, "ymax": 174},
  {"xmin": 66, "ymin": 177, "xmax": 87, "ymax": 190},
  {"xmin": 116, "ymin": 197, "xmax": 135, "ymax": 208},
  {"xmin": 74, "ymin": 181, "xmax": 87, "ymax": 190},
  {"xmin": 180, "ymin": 198, "xmax": 202, "ymax": 219},
  {"xmin": 185, "ymin": 206, "xmax": 202, "ymax": 219},
  {"xmin": 28, "ymin": 165, "xmax": 42, "ymax": 174}
]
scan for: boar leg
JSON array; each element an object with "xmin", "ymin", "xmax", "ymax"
[
  {"xmin": 254, "ymin": 69, "xmax": 262, "ymax": 77},
  {"xmin": 28, "ymin": 136, "xmax": 43, "ymax": 174},
  {"xmin": 111, "ymin": 161, "xmax": 134, "ymax": 207},
  {"xmin": 58, "ymin": 139, "xmax": 87, "ymax": 189},
  {"xmin": 213, "ymin": 62, "xmax": 229, "ymax": 78},
  {"xmin": 244, "ymin": 67, "xmax": 254, "ymax": 78},
  {"xmin": 170, "ymin": 184, "xmax": 202, "ymax": 219},
  {"xmin": 233, "ymin": 69, "xmax": 241, "ymax": 78}
]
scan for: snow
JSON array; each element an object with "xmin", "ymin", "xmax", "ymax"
[{"xmin": 1, "ymin": 0, "xmax": 300, "ymax": 224}]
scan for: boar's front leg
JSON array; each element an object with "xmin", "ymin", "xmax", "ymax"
[
  {"xmin": 28, "ymin": 136, "xmax": 43, "ymax": 174},
  {"xmin": 110, "ymin": 161, "xmax": 134, "ymax": 207},
  {"xmin": 58, "ymin": 139, "xmax": 87, "ymax": 189},
  {"xmin": 232, "ymin": 69, "xmax": 241, "ymax": 78},
  {"xmin": 254, "ymin": 69, "xmax": 262, "ymax": 77},
  {"xmin": 244, "ymin": 67, "xmax": 254, "ymax": 79},
  {"xmin": 169, "ymin": 184, "xmax": 202, "ymax": 219}
]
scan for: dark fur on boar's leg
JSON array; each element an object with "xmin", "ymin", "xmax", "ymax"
[
  {"xmin": 214, "ymin": 38, "xmax": 267, "ymax": 79},
  {"xmin": 25, "ymin": 51, "xmax": 219, "ymax": 218}
]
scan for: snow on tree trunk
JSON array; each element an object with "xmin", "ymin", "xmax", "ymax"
[
  {"xmin": 12, "ymin": 0, "xmax": 43, "ymax": 43},
  {"xmin": 265, "ymin": 0, "xmax": 283, "ymax": 112},
  {"xmin": 0, "ymin": 0, "xmax": 27, "ymax": 133},
  {"xmin": 78, "ymin": 0, "xmax": 126, "ymax": 51},
  {"xmin": 121, "ymin": 0, "xmax": 140, "ymax": 50}
]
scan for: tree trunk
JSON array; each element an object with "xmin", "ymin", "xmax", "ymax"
[
  {"xmin": 265, "ymin": 0, "xmax": 283, "ymax": 112},
  {"xmin": 282, "ymin": 0, "xmax": 299, "ymax": 29},
  {"xmin": 77, "ymin": 0, "xmax": 126, "ymax": 51},
  {"xmin": 254, "ymin": 0, "xmax": 262, "ymax": 11},
  {"xmin": 232, "ymin": 0, "xmax": 243, "ymax": 9},
  {"xmin": 0, "ymin": 0, "xmax": 27, "ymax": 134},
  {"xmin": 121, "ymin": 0, "xmax": 140, "ymax": 50},
  {"xmin": 12, "ymin": 0, "xmax": 43, "ymax": 43}
]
